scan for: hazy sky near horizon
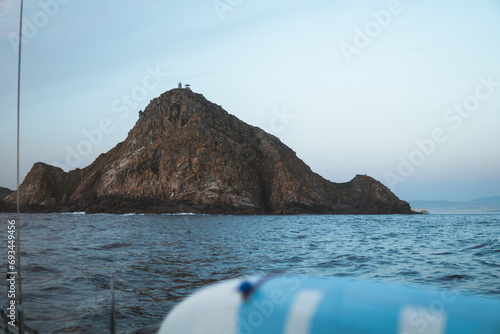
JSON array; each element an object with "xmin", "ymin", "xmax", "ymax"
[{"xmin": 1, "ymin": 0, "xmax": 500, "ymax": 202}]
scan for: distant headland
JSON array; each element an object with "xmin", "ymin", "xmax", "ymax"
[
  {"xmin": 0, "ymin": 187, "xmax": 13, "ymax": 201},
  {"xmin": 1, "ymin": 87, "xmax": 413, "ymax": 214}
]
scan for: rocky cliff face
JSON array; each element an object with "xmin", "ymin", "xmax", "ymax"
[{"xmin": 2, "ymin": 88, "xmax": 412, "ymax": 214}]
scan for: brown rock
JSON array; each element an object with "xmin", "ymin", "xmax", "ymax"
[{"xmin": 2, "ymin": 88, "xmax": 413, "ymax": 214}]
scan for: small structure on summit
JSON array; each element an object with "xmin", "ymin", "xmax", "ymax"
[{"xmin": 177, "ymin": 82, "xmax": 191, "ymax": 90}]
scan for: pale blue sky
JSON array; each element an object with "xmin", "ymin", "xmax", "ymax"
[{"xmin": 1, "ymin": 0, "xmax": 500, "ymax": 201}]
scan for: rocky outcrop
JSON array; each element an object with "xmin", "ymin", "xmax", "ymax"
[
  {"xmin": 2, "ymin": 88, "xmax": 413, "ymax": 214},
  {"xmin": 0, "ymin": 187, "xmax": 13, "ymax": 200},
  {"xmin": 0, "ymin": 188, "xmax": 11, "ymax": 197}
]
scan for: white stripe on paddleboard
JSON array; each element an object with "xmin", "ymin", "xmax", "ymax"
[
  {"xmin": 398, "ymin": 306, "xmax": 447, "ymax": 334},
  {"xmin": 283, "ymin": 290, "xmax": 323, "ymax": 334}
]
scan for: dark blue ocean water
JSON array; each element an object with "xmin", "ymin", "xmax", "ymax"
[{"xmin": 0, "ymin": 213, "xmax": 499, "ymax": 333}]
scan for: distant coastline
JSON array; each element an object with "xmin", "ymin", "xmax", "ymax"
[
  {"xmin": 410, "ymin": 196, "xmax": 500, "ymax": 214},
  {"xmin": 0, "ymin": 187, "xmax": 13, "ymax": 200}
]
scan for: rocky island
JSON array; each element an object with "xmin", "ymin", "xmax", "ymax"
[{"xmin": 1, "ymin": 87, "xmax": 412, "ymax": 214}]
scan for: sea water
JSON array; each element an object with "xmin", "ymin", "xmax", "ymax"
[{"xmin": 0, "ymin": 213, "xmax": 498, "ymax": 333}]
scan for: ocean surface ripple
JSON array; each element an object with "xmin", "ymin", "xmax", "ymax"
[{"xmin": 0, "ymin": 213, "xmax": 499, "ymax": 333}]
